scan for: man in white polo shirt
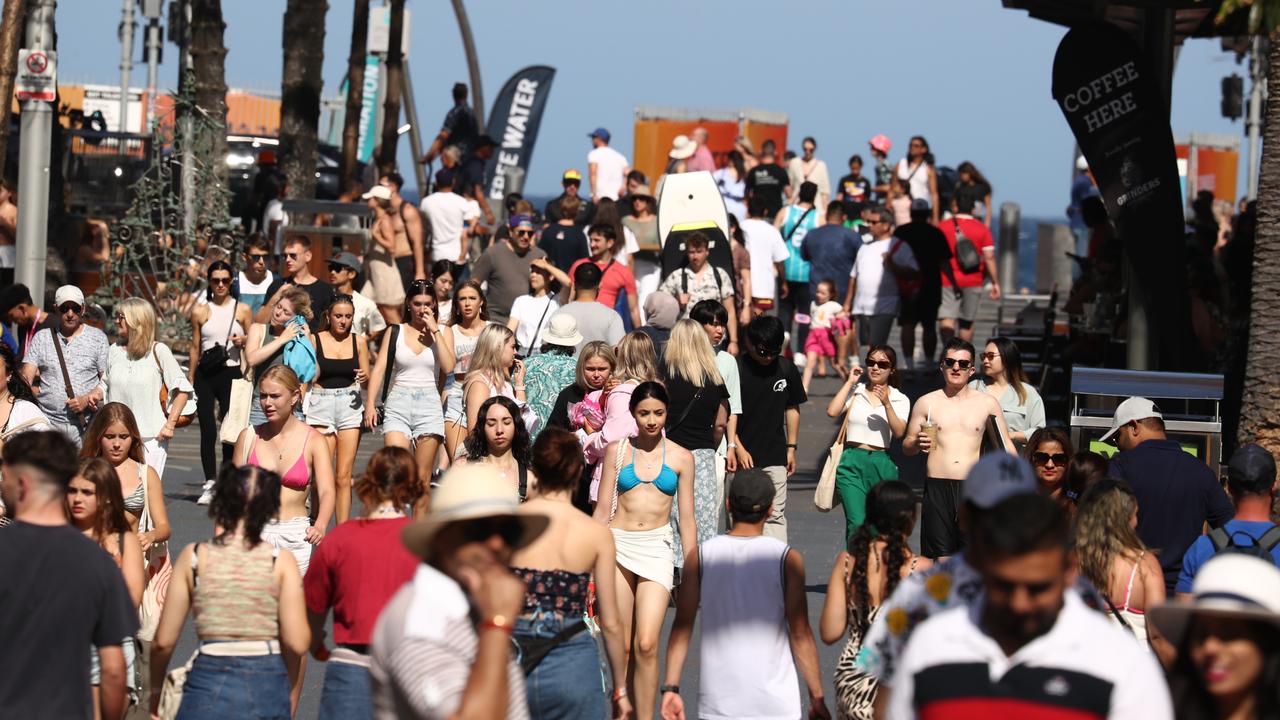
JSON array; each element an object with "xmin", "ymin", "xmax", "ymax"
[
  {"xmin": 740, "ymin": 195, "xmax": 789, "ymax": 316},
  {"xmin": 886, "ymin": 491, "xmax": 1171, "ymax": 720},
  {"xmin": 420, "ymin": 168, "xmax": 472, "ymax": 276}
]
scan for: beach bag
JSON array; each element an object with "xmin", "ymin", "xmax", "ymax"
[
  {"xmin": 137, "ymin": 468, "xmax": 172, "ymax": 641},
  {"xmin": 220, "ymin": 327, "xmax": 264, "ymax": 443},
  {"xmin": 156, "ymin": 650, "xmax": 197, "ymax": 719},
  {"xmin": 815, "ymin": 404, "xmax": 850, "ymax": 512},
  {"xmin": 953, "ymin": 219, "xmax": 982, "ymax": 275}
]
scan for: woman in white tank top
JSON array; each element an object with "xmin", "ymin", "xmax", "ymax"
[
  {"xmin": 188, "ymin": 260, "xmax": 253, "ymax": 489},
  {"xmin": 364, "ymin": 284, "xmax": 456, "ymax": 488},
  {"xmin": 442, "ymin": 280, "xmax": 492, "ymax": 453},
  {"xmin": 893, "ymin": 135, "xmax": 940, "ymax": 223}
]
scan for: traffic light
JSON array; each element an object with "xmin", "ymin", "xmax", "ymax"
[{"xmin": 1222, "ymin": 74, "xmax": 1244, "ymax": 120}]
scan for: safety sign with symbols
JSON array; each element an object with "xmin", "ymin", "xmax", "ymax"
[{"xmin": 16, "ymin": 49, "xmax": 56, "ymax": 102}]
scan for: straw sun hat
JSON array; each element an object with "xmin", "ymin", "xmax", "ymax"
[{"xmin": 401, "ymin": 465, "xmax": 548, "ymax": 558}]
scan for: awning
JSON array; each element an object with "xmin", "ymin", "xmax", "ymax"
[{"xmin": 1001, "ymin": 0, "xmax": 1228, "ymax": 41}]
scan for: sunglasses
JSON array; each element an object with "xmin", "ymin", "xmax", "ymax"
[
  {"xmin": 981, "ymin": 352, "xmax": 1000, "ymax": 361},
  {"xmin": 459, "ymin": 518, "xmax": 522, "ymax": 546},
  {"xmin": 327, "ymin": 263, "xmax": 352, "ymax": 274},
  {"xmin": 756, "ymin": 346, "xmax": 782, "ymax": 358},
  {"xmin": 512, "ymin": 229, "xmax": 534, "ymax": 237},
  {"xmin": 285, "ymin": 252, "xmax": 301, "ymax": 260},
  {"xmin": 1032, "ymin": 452, "xmax": 1069, "ymax": 466},
  {"xmin": 865, "ymin": 359, "xmax": 893, "ymax": 370},
  {"xmin": 247, "ymin": 253, "xmax": 269, "ymax": 262},
  {"xmin": 941, "ymin": 358, "xmax": 973, "ymax": 370},
  {"xmin": 59, "ymin": 303, "xmax": 83, "ymax": 315},
  {"xmin": 209, "ymin": 277, "xmax": 232, "ymax": 286}
]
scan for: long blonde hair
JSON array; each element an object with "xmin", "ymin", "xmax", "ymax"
[
  {"xmin": 664, "ymin": 319, "xmax": 723, "ymax": 387},
  {"xmin": 465, "ymin": 324, "xmax": 515, "ymax": 387},
  {"xmin": 1074, "ymin": 479, "xmax": 1149, "ymax": 596},
  {"xmin": 118, "ymin": 297, "xmax": 157, "ymax": 360},
  {"xmin": 615, "ymin": 332, "xmax": 658, "ymax": 383}
]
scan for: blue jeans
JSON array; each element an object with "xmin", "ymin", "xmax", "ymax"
[
  {"xmin": 318, "ymin": 659, "xmax": 372, "ymax": 720},
  {"xmin": 176, "ymin": 653, "xmax": 290, "ymax": 720},
  {"xmin": 515, "ymin": 613, "xmax": 605, "ymax": 720}
]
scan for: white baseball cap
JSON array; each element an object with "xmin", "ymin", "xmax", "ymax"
[
  {"xmin": 962, "ymin": 453, "xmax": 1038, "ymax": 510},
  {"xmin": 1098, "ymin": 396, "xmax": 1162, "ymax": 444},
  {"xmin": 54, "ymin": 285, "xmax": 85, "ymax": 308},
  {"xmin": 361, "ymin": 185, "xmax": 392, "ymax": 201}
]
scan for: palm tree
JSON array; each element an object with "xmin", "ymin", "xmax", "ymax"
[
  {"xmin": 376, "ymin": 0, "xmax": 405, "ymax": 175},
  {"xmin": 0, "ymin": 0, "xmax": 26, "ymax": 178},
  {"xmin": 190, "ymin": 0, "xmax": 229, "ymax": 228},
  {"xmin": 1221, "ymin": 0, "xmax": 1280, "ymax": 451},
  {"xmin": 340, "ymin": 0, "xmax": 370, "ymax": 186},
  {"xmin": 280, "ymin": 0, "xmax": 329, "ymax": 202}
]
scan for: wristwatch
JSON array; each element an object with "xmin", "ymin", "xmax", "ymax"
[
  {"xmin": 786, "ymin": 443, "xmax": 798, "ymax": 449},
  {"xmin": 660, "ymin": 684, "xmax": 680, "ymax": 695}
]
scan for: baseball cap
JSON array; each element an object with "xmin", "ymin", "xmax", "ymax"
[
  {"xmin": 1076, "ymin": 155, "xmax": 1090, "ymax": 172},
  {"xmin": 361, "ymin": 185, "xmax": 392, "ymax": 201},
  {"xmin": 868, "ymin": 134, "xmax": 892, "ymax": 155},
  {"xmin": 962, "ymin": 454, "xmax": 1038, "ymax": 510},
  {"xmin": 910, "ymin": 198, "xmax": 931, "ymax": 212},
  {"xmin": 1228, "ymin": 443, "xmax": 1277, "ymax": 489},
  {"xmin": 562, "ymin": 168, "xmax": 583, "ymax": 183},
  {"xmin": 728, "ymin": 469, "xmax": 775, "ymax": 516},
  {"xmin": 588, "ymin": 127, "xmax": 611, "ymax": 142},
  {"xmin": 1098, "ymin": 397, "xmax": 1163, "ymax": 444},
  {"xmin": 508, "ymin": 213, "xmax": 535, "ymax": 230},
  {"xmin": 329, "ymin": 252, "xmax": 361, "ymax": 273},
  {"xmin": 55, "ymin": 285, "xmax": 85, "ymax": 308}
]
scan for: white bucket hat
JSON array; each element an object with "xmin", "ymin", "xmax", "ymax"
[
  {"xmin": 542, "ymin": 314, "xmax": 583, "ymax": 348},
  {"xmin": 669, "ymin": 135, "xmax": 696, "ymax": 160},
  {"xmin": 401, "ymin": 465, "xmax": 548, "ymax": 558},
  {"xmin": 1148, "ymin": 554, "xmax": 1280, "ymax": 646}
]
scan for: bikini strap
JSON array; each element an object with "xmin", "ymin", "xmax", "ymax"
[
  {"xmin": 660, "ymin": 439, "xmax": 667, "ymax": 465},
  {"xmin": 1121, "ymin": 551, "xmax": 1143, "ymax": 612},
  {"xmin": 629, "ymin": 439, "xmax": 636, "ymax": 466}
]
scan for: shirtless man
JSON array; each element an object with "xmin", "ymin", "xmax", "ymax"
[
  {"xmin": 378, "ymin": 172, "xmax": 427, "ymax": 294},
  {"xmin": 903, "ymin": 337, "xmax": 1014, "ymax": 558}
]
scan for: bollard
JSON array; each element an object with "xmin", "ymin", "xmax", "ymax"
[{"xmin": 998, "ymin": 202, "xmax": 1020, "ymax": 293}]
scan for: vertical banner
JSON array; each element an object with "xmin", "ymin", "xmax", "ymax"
[
  {"xmin": 357, "ymin": 54, "xmax": 382, "ymax": 164},
  {"xmin": 483, "ymin": 66, "xmax": 556, "ymax": 204},
  {"xmin": 1051, "ymin": 23, "xmax": 1191, "ymax": 369}
]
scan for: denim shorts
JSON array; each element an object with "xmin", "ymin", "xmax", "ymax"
[
  {"xmin": 318, "ymin": 655, "xmax": 373, "ymax": 720},
  {"xmin": 382, "ymin": 385, "xmax": 444, "ymax": 439},
  {"xmin": 89, "ymin": 636, "xmax": 136, "ymax": 689},
  {"xmin": 305, "ymin": 385, "xmax": 364, "ymax": 434},
  {"xmin": 443, "ymin": 380, "xmax": 465, "ymax": 424},
  {"xmin": 176, "ymin": 652, "xmax": 290, "ymax": 720},
  {"xmin": 514, "ymin": 613, "xmax": 605, "ymax": 720}
]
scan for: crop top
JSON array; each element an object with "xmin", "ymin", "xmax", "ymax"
[
  {"xmin": 247, "ymin": 431, "xmax": 311, "ymax": 491},
  {"xmin": 316, "ymin": 333, "xmax": 359, "ymax": 389},
  {"xmin": 617, "ymin": 441, "xmax": 678, "ymax": 496}
]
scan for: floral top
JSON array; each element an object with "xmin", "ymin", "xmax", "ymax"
[
  {"xmin": 511, "ymin": 567, "xmax": 590, "ymax": 618},
  {"xmin": 522, "ymin": 352, "xmax": 577, "ymax": 438}
]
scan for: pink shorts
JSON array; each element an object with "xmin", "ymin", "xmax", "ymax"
[
  {"xmin": 805, "ymin": 328, "xmax": 837, "ymax": 357},
  {"xmin": 830, "ymin": 316, "xmax": 852, "ymax": 334}
]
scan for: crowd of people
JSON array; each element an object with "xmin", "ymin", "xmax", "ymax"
[{"xmin": 1, "ymin": 92, "xmax": 1277, "ymax": 720}]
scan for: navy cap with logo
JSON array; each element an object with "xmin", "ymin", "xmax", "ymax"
[{"xmin": 728, "ymin": 469, "xmax": 776, "ymax": 517}]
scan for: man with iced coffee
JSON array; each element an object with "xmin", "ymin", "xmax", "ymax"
[{"xmin": 903, "ymin": 338, "xmax": 1014, "ymax": 558}]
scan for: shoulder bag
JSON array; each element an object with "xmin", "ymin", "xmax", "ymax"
[
  {"xmin": 153, "ymin": 345, "xmax": 196, "ymax": 428},
  {"xmin": 815, "ymin": 396, "xmax": 852, "ymax": 512},
  {"xmin": 952, "ymin": 218, "xmax": 982, "ymax": 275},
  {"xmin": 137, "ymin": 464, "xmax": 173, "ymax": 641},
  {"xmin": 220, "ymin": 325, "xmax": 263, "ymax": 444},
  {"xmin": 197, "ymin": 304, "xmax": 238, "ymax": 375},
  {"xmin": 48, "ymin": 327, "xmax": 87, "ymax": 431},
  {"xmin": 156, "ymin": 543, "xmax": 202, "ymax": 719},
  {"xmin": 375, "ymin": 324, "xmax": 402, "ymax": 427}
]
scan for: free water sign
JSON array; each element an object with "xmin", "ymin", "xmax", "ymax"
[{"xmin": 16, "ymin": 49, "xmax": 56, "ymax": 102}]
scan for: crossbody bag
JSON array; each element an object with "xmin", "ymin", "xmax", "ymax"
[{"xmin": 48, "ymin": 327, "xmax": 88, "ymax": 430}]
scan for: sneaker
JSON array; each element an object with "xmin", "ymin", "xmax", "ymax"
[{"xmin": 196, "ymin": 480, "xmax": 215, "ymax": 506}]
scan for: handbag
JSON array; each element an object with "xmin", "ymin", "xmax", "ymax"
[
  {"xmin": 137, "ymin": 464, "xmax": 173, "ymax": 641},
  {"xmin": 953, "ymin": 218, "xmax": 982, "ymax": 275},
  {"xmin": 815, "ymin": 399, "xmax": 851, "ymax": 512},
  {"xmin": 153, "ymin": 345, "xmax": 196, "ymax": 429},
  {"xmin": 511, "ymin": 621, "xmax": 589, "ymax": 675},
  {"xmin": 196, "ymin": 304, "xmax": 237, "ymax": 375},
  {"xmin": 156, "ymin": 649, "xmax": 197, "ymax": 719}
]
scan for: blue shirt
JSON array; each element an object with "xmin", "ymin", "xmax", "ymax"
[
  {"xmin": 1176, "ymin": 519, "xmax": 1280, "ymax": 593},
  {"xmin": 780, "ymin": 205, "xmax": 818, "ymax": 283},
  {"xmin": 1110, "ymin": 439, "xmax": 1234, "ymax": 592},
  {"xmin": 800, "ymin": 223, "xmax": 862, "ymax": 300}
]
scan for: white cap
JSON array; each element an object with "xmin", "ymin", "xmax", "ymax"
[
  {"xmin": 1075, "ymin": 155, "xmax": 1089, "ymax": 172},
  {"xmin": 962, "ymin": 454, "xmax": 1038, "ymax": 510},
  {"xmin": 361, "ymin": 185, "xmax": 392, "ymax": 201},
  {"xmin": 54, "ymin": 285, "xmax": 85, "ymax": 307},
  {"xmin": 1099, "ymin": 396, "xmax": 1162, "ymax": 444}
]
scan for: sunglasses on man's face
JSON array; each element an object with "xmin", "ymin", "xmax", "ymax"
[
  {"xmin": 247, "ymin": 253, "xmax": 269, "ymax": 263},
  {"xmin": 59, "ymin": 303, "xmax": 83, "ymax": 315},
  {"xmin": 285, "ymin": 252, "xmax": 301, "ymax": 260},
  {"xmin": 513, "ymin": 229, "xmax": 534, "ymax": 238},
  {"xmin": 1032, "ymin": 452, "xmax": 1069, "ymax": 466},
  {"xmin": 328, "ymin": 264, "xmax": 352, "ymax": 274},
  {"xmin": 941, "ymin": 358, "xmax": 973, "ymax": 370}
]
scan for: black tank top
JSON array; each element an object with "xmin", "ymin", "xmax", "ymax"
[{"xmin": 315, "ymin": 333, "xmax": 359, "ymax": 389}]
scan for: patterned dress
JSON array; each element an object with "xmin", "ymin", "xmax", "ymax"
[{"xmin": 834, "ymin": 554, "xmax": 918, "ymax": 719}]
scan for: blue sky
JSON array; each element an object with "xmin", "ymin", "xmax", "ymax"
[{"xmin": 59, "ymin": 0, "xmax": 1250, "ymax": 217}]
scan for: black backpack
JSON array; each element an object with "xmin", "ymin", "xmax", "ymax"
[{"xmin": 1208, "ymin": 525, "xmax": 1280, "ymax": 563}]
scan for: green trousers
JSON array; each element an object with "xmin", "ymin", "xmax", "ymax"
[{"xmin": 835, "ymin": 446, "xmax": 900, "ymax": 542}]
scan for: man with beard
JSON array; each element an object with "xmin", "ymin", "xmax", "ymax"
[
  {"xmin": 884, "ymin": 491, "xmax": 1171, "ymax": 719},
  {"xmin": 472, "ymin": 214, "xmax": 548, "ymax": 324}
]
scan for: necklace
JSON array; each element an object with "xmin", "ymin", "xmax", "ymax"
[{"xmin": 369, "ymin": 503, "xmax": 404, "ymax": 518}]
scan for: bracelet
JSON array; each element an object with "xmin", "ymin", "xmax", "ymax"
[
  {"xmin": 786, "ymin": 443, "xmax": 798, "ymax": 449},
  {"xmin": 514, "ymin": 385, "xmax": 526, "ymax": 391},
  {"xmin": 660, "ymin": 684, "xmax": 680, "ymax": 695},
  {"xmin": 727, "ymin": 443, "xmax": 737, "ymax": 449},
  {"xmin": 478, "ymin": 614, "xmax": 513, "ymax": 634},
  {"xmin": 612, "ymin": 687, "xmax": 628, "ymax": 700}
]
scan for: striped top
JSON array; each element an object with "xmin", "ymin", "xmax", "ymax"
[
  {"xmin": 192, "ymin": 541, "xmax": 279, "ymax": 640},
  {"xmin": 372, "ymin": 564, "xmax": 529, "ymax": 719}
]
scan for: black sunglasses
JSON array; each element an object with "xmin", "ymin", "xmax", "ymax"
[
  {"xmin": 209, "ymin": 277, "xmax": 232, "ymax": 286},
  {"xmin": 941, "ymin": 358, "xmax": 973, "ymax": 369},
  {"xmin": 460, "ymin": 518, "xmax": 522, "ymax": 546},
  {"xmin": 59, "ymin": 303, "xmax": 83, "ymax": 315},
  {"xmin": 866, "ymin": 359, "xmax": 893, "ymax": 370},
  {"xmin": 512, "ymin": 229, "xmax": 534, "ymax": 237},
  {"xmin": 247, "ymin": 253, "xmax": 269, "ymax": 262},
  {"xmin": 328, "ymin": 263, "xmax": 353, "ymax": 273},
  {"xmin": 285, "ymin": 252, "xmax": 301, "ymax": 260},
  {"xmin": 1032, "ymin": 452, "xmax": 1069, "ymax": 466}
]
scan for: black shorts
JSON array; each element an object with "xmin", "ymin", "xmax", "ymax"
[
  {"xmin": 921, "ymin": 477, "xmax": 965, "ymax": 558},
  {"xmin": 395, "ymin": 255, "xmax": 416, "ymax": 296},
  {"xmin": 899, "ymin": 292, "xmax": 940, "ymax": 326}
]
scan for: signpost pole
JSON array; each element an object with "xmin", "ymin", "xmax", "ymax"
[
  {"xmin": 117, "ymin": 0, "xmax": 134, "ymax": 139},
  {"xmin": 15, "ymin": 0, "xmax": 55, "ymax": 309}
]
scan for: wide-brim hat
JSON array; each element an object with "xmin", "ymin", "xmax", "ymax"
[
  {"xmin": 669, "ymin": 135, "xmax": 696, "ymax": 160},
  {"xmin": 1148, "ymin": 554, "xmax": 1280, "ymax": 646},
  {"xmin": 542, "ymin": 313, "xmax": 583, "ymax": 348},
  {"xmin": 402, "ymin": 465, "xmax": 549, "ymax": 558}
]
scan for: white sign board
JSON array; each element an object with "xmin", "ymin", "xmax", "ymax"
[
  {"xmin": 368, "ymin": 7, "xmax": 411, "ymax": 57},
  {"xmin": 82, "ymin": 85, "xmax": 146, "ymax": 133},
  {"xmin": 16, "ymin": 49, "xmax": 56, "ymax": 102}
]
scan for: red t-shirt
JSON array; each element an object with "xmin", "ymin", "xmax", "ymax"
[
  {"xmin": 570, "ymin": 257, "xmax": 637, "ymax": 310},
  {"xmin": 938, "ymin": 216, "xmax": 994, "ymax": 288},
  {"xmin": 303, "ymin": 517, "xmax": 418, "ymax": 645}
]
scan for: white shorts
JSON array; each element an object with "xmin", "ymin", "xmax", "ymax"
[{"xmin": 261, "ymin": 516, "xmax": 312, "ymax": 574}]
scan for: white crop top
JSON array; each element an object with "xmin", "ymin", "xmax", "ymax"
[
  {"xmin": 390, "ymin": 325, "xmax": 439, "ymax": 389},
  {"xmin": 844, "ymin": 384, "xmax": 912, "ymax": 449}
]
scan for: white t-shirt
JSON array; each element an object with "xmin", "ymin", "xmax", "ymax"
[
  {"xmin": 421, "ymin": 191, "xmax": 472, "ymax": 264},
  {"xmin": 587, "ymin": 145, "xmax": 629, "ymax": 201},
  {"xmin": 740, "ymin": 218, "xmax": 789, "ymax": 300},
  {"xmin": 350, "ymin": 290, "xmax": 388, "ymax": 338},
  {"xmin": 849, "ymin": 236, "xmax": 917, "ymax": 316},
  {"xmin": 262, "ymin": 199, "xmax": 287, "ymax": 255},
  {"xmin": 508, "ymin": 294, "xmax": 558, "ymax": 354},
  {"xmin": 887, "ymin": 591, "xmax": 1172, "ymax": 720},
  {"xmin": 809, "ymin": 300, "xmax": 843, "ymax": 329}
]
